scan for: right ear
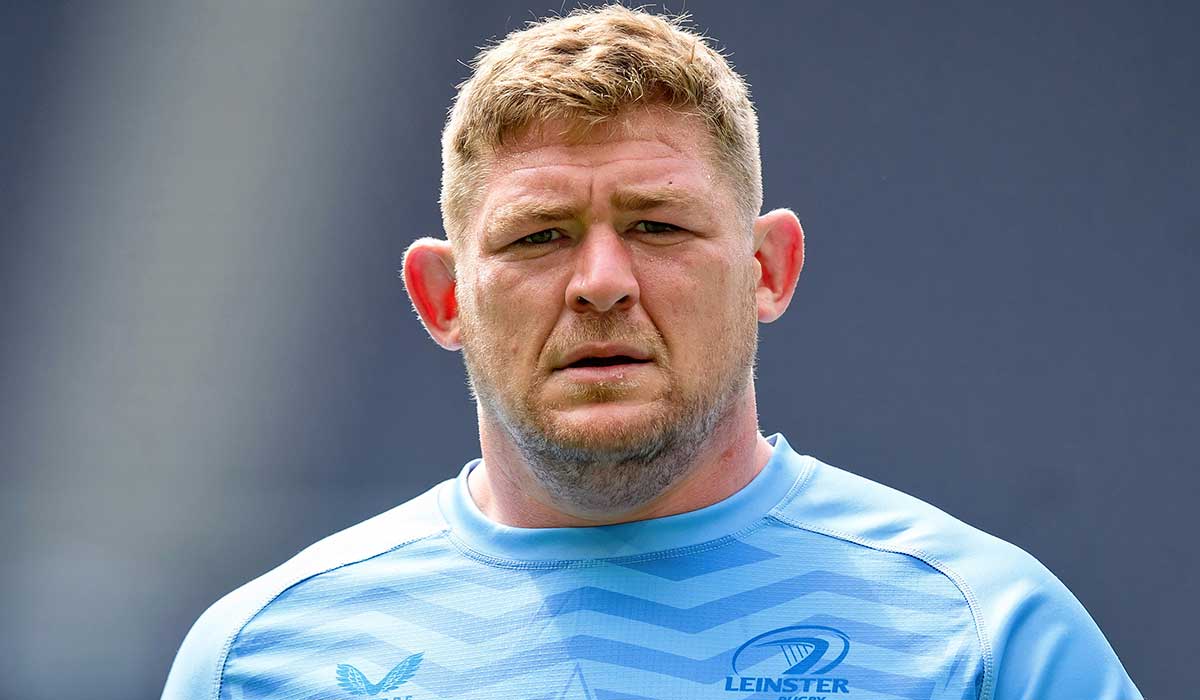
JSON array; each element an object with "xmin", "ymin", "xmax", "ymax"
[{"xmin": 402, "ymin": 237, "xmax": 461, "ymax": 350}]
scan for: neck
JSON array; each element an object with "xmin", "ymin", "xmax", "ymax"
[{"xmin": 469, "ymin": 390, "xmax": 773, "ymax": 528}]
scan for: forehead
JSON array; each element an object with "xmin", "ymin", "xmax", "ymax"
[
  {"xmin": 466, "ymin": 108, "xmax": 727, "ymax": 235},
  {"xmin": 496, "ymin": 106, "xmax": 713, "ymax": 168}
]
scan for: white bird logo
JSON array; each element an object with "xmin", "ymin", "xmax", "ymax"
[{"xmin": 335, "ymin": 653, "xmax": 424, "ymax": 696}]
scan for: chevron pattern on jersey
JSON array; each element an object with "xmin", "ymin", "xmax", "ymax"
[
  {"xmin": 613, "ymin": 540, "xmax": 779, "ymax": 580},
  {"xmin": 221, "ymin": 518, "xmax": 983, "ymax": 700}
]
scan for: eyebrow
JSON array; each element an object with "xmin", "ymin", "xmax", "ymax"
[
  {"xmin": 609, "ymin": 186, "xmax": 697, "ymax": 212},
  {"xmin": 487, "ymin": 201, "xmax": 578, "ymax": 236},
  {"xmin": 486, "ymin": 186, "xmax": 703, "ymax": 237}
]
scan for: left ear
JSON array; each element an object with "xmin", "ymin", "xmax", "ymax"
[{"xmin": 752, "ymin": 208, "xmax": 805, "ymax": 323}]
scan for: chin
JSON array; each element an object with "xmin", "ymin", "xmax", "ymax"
[{"xmin": 541, "ymin": 401, "xmax": 675, "ymax": 452}]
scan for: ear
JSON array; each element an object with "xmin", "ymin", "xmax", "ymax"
[
  {"xmin": 402, "ymin": 237, "xmax": 462, "ymax": 350},
  {"xmin": 752, "ymin": 208, "xmax": 805, "ymax": 323}
]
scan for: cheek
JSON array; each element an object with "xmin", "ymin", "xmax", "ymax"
[
  {"xmin": 467, "ymin": 266, "xmax": 560, "ymax": 356},
  {"xmin": 638, "ymin": 255, "xmax": 719, "ymax": 342},
  {"xmin": 640, "ymin": 253, "xmax": 755, "ymax": 361}
]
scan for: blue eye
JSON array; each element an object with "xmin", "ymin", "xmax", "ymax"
[
  {"xmin": 634, "ymin": 221, "xmax": 680, "ymax": 234},
  {"xmin": 519, "ymin": 229, "xmax": 562, "ymax": 245}
]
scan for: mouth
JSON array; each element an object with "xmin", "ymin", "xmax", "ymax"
[
  {"xmin": 555, "ymin": 355, "xmax": 655, "ymax": 384},
  {"xmin": 553, "ymin": 344, "xmax": 656, "ymax": 379},
  {"xmin": 563, "ymin": 355, "xmax": 652, "ymax": 369}
]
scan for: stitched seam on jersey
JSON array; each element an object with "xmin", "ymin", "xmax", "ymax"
[
  {"xmin": 767, "ymin": 453, "xmax": 818, "ymax": 514},
  {"xmin": 768, "ymin": 512, "xmax": 995, "ymax": 700},
  {"xmin": 445, "ymin": 517, "xmax": 774, "ymax": 570},
  {"xmin": 210, "ymin": 529, "xmax": 450, "ymax": 700}
]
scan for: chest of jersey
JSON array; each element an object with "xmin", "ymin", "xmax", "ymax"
[{"xmin": 220, "ymin": 525, "xmax": 983, "ymax": 700}]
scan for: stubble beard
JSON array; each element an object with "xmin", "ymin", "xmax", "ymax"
[{"xmin": 459, "ymin": 299, "xmax": 759, "ymax": 518}]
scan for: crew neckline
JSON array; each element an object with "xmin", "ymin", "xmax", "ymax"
[{"xmin": 436, "ymin": 433, "xmax": 808, "ymax": 563}]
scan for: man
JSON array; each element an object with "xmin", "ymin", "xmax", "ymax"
[{"xmin": 163, "ymin": 6, "xmax": 1140, "ymax": 700}]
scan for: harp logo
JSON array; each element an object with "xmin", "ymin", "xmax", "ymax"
[
  {"xmin": 335, "ymin": 652, "xmax": 424, "ymax": 698},
  {"xmin": 724, "ymin": 626, "xmax": 851, "ymax": 696}
]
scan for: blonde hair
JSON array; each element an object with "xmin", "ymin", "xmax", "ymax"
[{"xmin": 440, "ymin": 4, "xmax": 762, "ymax": 239}]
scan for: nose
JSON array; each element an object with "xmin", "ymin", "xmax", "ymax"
[{"xmin": 565, "ymin": 227, "xmax": 639, "ymax": 314}]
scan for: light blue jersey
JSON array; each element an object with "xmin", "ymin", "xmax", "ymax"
[{"xmin": 162, "ymin": 434, "xmax": 1140, "ymax": 700}]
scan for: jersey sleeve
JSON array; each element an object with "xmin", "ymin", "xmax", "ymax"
[
  {"xmin": 159, "ymin": 485, "xmax": 450, "ymax": 700},
  {"xmin": 985, "ymin": 553, "xmax": 1142, "ymax": 700},
  {"xmin": 777, "ymin": 453, "xmax": 1142, "ymax": 700},
  {"xmin": 160, "ymin": 586, "xmax": 251, "ymax": 700}
]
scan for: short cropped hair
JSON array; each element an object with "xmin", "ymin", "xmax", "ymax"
[{"xmin": 440, "ymin": 4, "xmax": 762, "ymax": 240}]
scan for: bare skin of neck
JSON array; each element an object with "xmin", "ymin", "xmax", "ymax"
[{"xmin": 467, "ymin": 387, "xmax": 774, "ymax": 528}]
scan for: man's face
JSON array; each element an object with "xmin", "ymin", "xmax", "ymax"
[{"xmin": 454, "ymin": 106, "xmax": 760, "ymax": 487}]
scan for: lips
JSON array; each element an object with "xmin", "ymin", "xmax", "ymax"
[
  {"xmin": 567, "ymin": 355, "xmax": 650, "ymax": 368},
  {"xmin": 556, "ymin": 344, "xmax": 653, "ymax": 370}
]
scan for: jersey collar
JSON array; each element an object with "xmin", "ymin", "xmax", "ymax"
[{"xmin": 437, "ymin": 433, "xmax": 809, "ymax": 563}]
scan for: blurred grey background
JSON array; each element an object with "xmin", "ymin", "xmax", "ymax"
[{"xmin": 1, "ymin": 1, "xmax": 1195, "ymax": 699}]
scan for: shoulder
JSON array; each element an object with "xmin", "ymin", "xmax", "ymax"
[
  {"xmin": 772, "ymin": 454, "xmax": 1040, "ymax": 603},
  {"xmin": 771, "ymin": 453, "xmax": 1141, "ymax": 700},
  {"xmin": 160, "ymin": 482, "xmax": 450, "ymax": 700}
]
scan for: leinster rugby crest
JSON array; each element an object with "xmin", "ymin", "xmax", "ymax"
[{"xmin": 724, "ymin": 626, "xmax": 852, "ymax": 697}]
